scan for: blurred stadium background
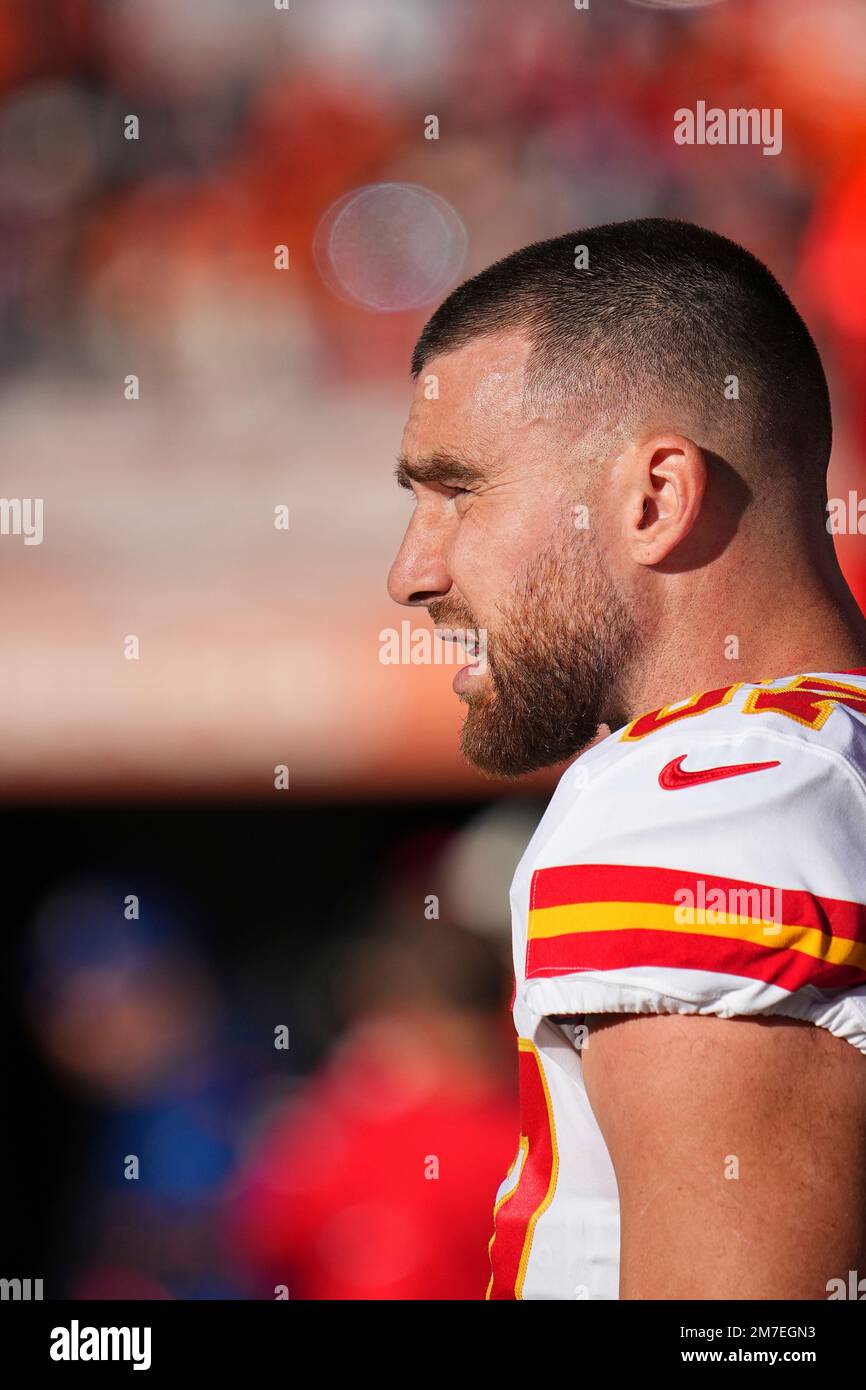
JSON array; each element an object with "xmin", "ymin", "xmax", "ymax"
[{"xmin": 2, "ymin": 0, "xmax": 866, "ymax": 1298}]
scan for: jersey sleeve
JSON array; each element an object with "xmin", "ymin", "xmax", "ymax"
[{"xmin": 519, "ymin": 725, "xmax": 866, "ymax": 1055}]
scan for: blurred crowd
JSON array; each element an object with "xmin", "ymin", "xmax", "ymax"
[
  {"xmin": 0, "ymin": 0, "xmax": 863, "ymax": 387},
  {"xmin": 1, "ymin": 0, "xmax": 866, "ymax": 793},
  {"xmin": 0, "ymin": 0, "xmax": 865, "ymax": 793},
  {"xmin": 14, "ymin": 802, "xmax": 534, "ymax": 1299}
]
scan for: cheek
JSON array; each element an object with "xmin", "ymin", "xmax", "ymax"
[{"xmin": 448, "ymin": 499, "xmax": 554, "ymax": 608}]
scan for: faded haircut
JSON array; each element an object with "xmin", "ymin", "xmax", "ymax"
[{"xmin": 411, "ymin": 218, "xmax": 832, "ymax": 488}]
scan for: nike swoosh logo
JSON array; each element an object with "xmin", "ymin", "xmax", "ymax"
[{"xmin": 659, "ymin": 754, "xmax": 781, "ymax": 790}]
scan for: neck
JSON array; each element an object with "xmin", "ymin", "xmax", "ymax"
[{"xmin": 618, "ymin": 553, "xmax": 866, "ymax": 724}]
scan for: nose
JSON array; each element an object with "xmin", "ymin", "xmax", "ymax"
[{"xmin": 387, "ymin": 515, "xmax": 452, "ymax": 607}]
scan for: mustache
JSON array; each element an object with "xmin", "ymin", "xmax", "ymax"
[{"xmin": 427, "ymin": 598, "xmax": 480, "ymax": 630}]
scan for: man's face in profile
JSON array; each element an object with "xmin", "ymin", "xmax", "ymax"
[{"xmin": 388, "ymin": 330, "xmax": 639, "ymax": 776}]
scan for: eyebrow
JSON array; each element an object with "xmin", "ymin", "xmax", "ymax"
[{"xmin": 394, "ymin": 450, "xmax": 486, "ymax": 490}]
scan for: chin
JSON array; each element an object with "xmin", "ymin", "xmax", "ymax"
[{"xmin": 459, "ymin": 710, "xmax": 602, "ymax": 779}]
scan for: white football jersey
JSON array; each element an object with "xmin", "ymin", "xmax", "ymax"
[{"xmin": 486, "ymin": 669, "xmax": 866, "ymax": 1300}]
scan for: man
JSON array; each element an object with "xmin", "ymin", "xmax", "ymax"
[{"xmin": 387, "ymin": 218, "xmax": 866, "ymax": 1300}]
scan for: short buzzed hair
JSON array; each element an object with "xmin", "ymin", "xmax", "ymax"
[{"xmin": 411, "ymin": 218, "xmax": 832, "ymax": 489}]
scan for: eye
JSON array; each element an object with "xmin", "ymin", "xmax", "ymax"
[{"xmin": 450, "ymin": 487, "xmax": 475, "ymax": 513}]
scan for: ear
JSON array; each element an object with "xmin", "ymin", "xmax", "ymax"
[{"xmin": 624, "ymin": 435, "xmax": 707, "ymax": 567}]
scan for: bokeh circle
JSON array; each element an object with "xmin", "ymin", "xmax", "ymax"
[
  {"xmin": 313, "ymin": 182, "xmax": 467, "ymax": 312},
  {"xmin": 627, "ymin": 1, "xmax": 724, "ymax": 9}
]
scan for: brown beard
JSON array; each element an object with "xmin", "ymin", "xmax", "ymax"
[{"xmin": 429, "ymin": 539, "xmax": 641, "ymax": 778}]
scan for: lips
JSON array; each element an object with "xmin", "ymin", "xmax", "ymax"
[
  {"xmin": 431, "ymin": 620, "xmax": 489, "ymax": 693},
  {"xmin": 453, "ymin": 662, "xmax": 483, "ymax": 695}
]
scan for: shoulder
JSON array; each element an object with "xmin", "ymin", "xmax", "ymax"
[
  {"xmin": 554, "ymin": 670, "xmax": 866, "ymax": 850},
  {"xmin": 605, "ymin": 669, "xmax": 866, "ymax": 786},
  {"xmin": 543, "ymin": 670, "xmax": 866, "ymax": 884},
  {"xmin": 522, "ymin": 670, "xmax": 866, "ymax": 1053}
]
